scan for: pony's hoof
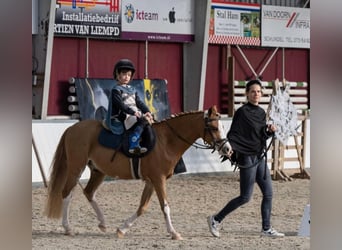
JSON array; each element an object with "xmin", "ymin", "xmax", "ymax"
[
  {"xmin": 171, "ymin": 232, "xmax": 183, "ymax": 240},
  {"xmin": 98, "ymin": 224, "xmax": 107, "ymax": 232},
  {"xmin": 116, "ymin": 228, "xmax": 125, "ymax": 238},
  {"xmin": 64, "ymin": 229, "xmax": 74, "ymax": 236}
]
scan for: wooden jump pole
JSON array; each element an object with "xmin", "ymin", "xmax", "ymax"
[{"xmin": 32, "ymin": 135, "xmax": 48, "ymax": 188}]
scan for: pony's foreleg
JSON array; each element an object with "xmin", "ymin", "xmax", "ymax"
[
  {"xmin": 154, "ymin": 179, "xmax": 182, "ymax": 240},
  {"xmin": 62, "ymin": 193, "xmax": 73, "ymax": 235},
  {"xmin": 117, "ymin": 181, "xmax": 155, "ymax": 238},
  {"xmin": 162, "ymin": 201, "xmax": 182, "ymax": 240}
]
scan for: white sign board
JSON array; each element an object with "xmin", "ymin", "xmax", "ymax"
[
  {"xmin": 261, "ymin": 5, "xmax": 310, "ymax": 48},
  {"xmin": 121, "ymin": 0, "xmax": 194, "ymax": 42},
  {"xmin": 209, "ymin": 1, "xmax": 260, "ymax": 45}
]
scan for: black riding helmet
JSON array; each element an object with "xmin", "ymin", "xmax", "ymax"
[{"xmin": 113, "ymin": 59, "xmax": 136, "ymax": 80}]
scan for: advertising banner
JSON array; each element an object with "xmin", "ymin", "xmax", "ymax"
[
  {"xmin": 121, "ymin": 0, "xmax": 194, "ymax": 42},
  {"xmin": 54, "ymin": 0, "xmax": 194, "ymax": 42},
  {"xmin": 54, "ymin": 0, "xmax": 121, "ymax": 39},
  {"xmin": 261, "ymin": 5, "xmax": 310, "ymax": 48},
  {"xmin": 209, "ymin": 1, "xmax": 260, "ymax": 46}
]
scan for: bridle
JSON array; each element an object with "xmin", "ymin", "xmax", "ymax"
[
  {"xmin": 203, "ymin": 117, "xmax": 229, "ymax": 153},
  {"xmin": 164, "ymin": 113, "xmax": 229, "ymax": 153}
]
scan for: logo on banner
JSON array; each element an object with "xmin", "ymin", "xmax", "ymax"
[
  {"xmin": 263, "ymin": 9, "xmax": 309, "ymax": 29},
  {"xmin": 124, "ymin": 4, "xmax": 135, "ymax": 23},
  {"xmin": 285, "ymin": 12, "xmax": 309, "ymax": 29},
  {"xmin": 169, "ymin": 7, "xmax": 176, "ymax": 23},
  {"xmin": 124, "ymin": 4, "xmax": 159, "ymax": 24}
]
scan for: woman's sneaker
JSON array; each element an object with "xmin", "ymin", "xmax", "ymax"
[
  {"xmin": 261, "ymin": 227, "xmax": 285, "ymax": 237},
  {"xmin": 207, "ymin": 215, "xmax": 221, "ymax": 237}
]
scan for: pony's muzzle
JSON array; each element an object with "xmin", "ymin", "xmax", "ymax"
[{"xmin": 218, "ymin": 141, "xmax": 233, "ymax": 156}]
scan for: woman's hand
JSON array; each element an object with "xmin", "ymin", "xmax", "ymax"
[{"xmin": 267, "ymin": 124, "xmax": 277, "ymax": 132}]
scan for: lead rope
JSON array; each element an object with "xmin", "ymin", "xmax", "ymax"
[
  {"xmin": 263, "ymin": 135, "xmax": 275, "ymax": 180},
  {"xmin": 164, "ymin": 120, "xmax": 216, "ymax": 150},
  {"xmin": 228, "ymin": 135, "xmax": 274, "ymax": 177}
]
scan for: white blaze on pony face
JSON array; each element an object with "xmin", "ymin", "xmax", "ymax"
[
  {"xmin": 217, "ymin": 119, "xmax": 232, "ymax": 156},
  {"xmin": 217, "ymin": 119, "xmax": 225, "ymax": 139}
]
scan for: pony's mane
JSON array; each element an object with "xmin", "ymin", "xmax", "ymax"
[{"xmin": 154, "ymin": 110, "xmax": 204, "ymax": 124}]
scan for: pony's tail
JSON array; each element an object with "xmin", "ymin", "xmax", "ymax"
[{"xmin": 44, "ymin": 131, "xmax": 68, "ymax": 219}]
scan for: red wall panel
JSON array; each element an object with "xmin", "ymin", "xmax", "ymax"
[
  {"xmin": 204, "ymin": 45, "xmax": 222, "ymax": 111},
  {"xmin": 146, "ymin": 42, "xmax": 183, "ymax": 114},
  {"xmin": 48, "ymin": 37, "xmax": 308, "ymax": 116},
  {"xmin": 49, "ymin": 38, "xmax": 87, "ymax": 115},
  {"xmin": 48, "ymin": 38, "xmax": 183, "ymax": 115}
]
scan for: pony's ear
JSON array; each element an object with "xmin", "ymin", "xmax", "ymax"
[
  {"xmin": 207, "ymin": 105, "xmax": 217, "ymax": 117},
  {"xmin": 208, "ymin": 107, "xmax": 212, "ymax": 116},
  {"xmin": 212, "ymin": 105, "xmax": 217, "ymax": 113}
]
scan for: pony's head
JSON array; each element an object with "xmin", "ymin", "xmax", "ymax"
[{"xmin": 203, "ymin": 105, "xmax": 232, "ymax": 156}]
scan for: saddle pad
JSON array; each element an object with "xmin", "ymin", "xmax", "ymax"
[{"xmin": 98, "ymin": 128, "xmax": 123, "ymax": 150}]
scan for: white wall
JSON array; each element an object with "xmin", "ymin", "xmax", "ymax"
[{"xmin": 32, "ymin": 120, "xmax": 90, "ymax": 184}]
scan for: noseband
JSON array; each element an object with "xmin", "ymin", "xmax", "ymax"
[{"xmin": 203, "ymin": 117, "xmax": 229, "ymax": 152}]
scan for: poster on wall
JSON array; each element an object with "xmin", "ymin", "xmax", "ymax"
[
  {"xmin": 261, "ymin": 5, "xmax": 310, "ymax": 48},
  {"xmin": 121, "ymin": 0, "xmax": 194, "ymax": 42},
  {"xmin": 54, "ymin": 0, "xmax": 121, "ymax": 38},
  {"xmin": 73, "ymin": 78, "xmax": 171, "ymax": 122},
  {"xmin": 209, "ymin": 0, "xmax": 260, "ymax": 46}
]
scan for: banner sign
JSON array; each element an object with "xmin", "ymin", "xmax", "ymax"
[
  {"xmin": 209, "ymin": 1, "xmax": 260, "ymax": 45},
  {"xmin": 54, "ymin": 0, "xmax": 121, "ymax": 39},
  {"xmin": 121, "ymin": 0, "xmax": 194, "ymax": 42},
  {"xmin": 54, "ymin": 0, "xmax": 194, "ymax": 42},
  {"xmin": 261, "ymin": 5, "xmax": 310, "ymax": 48}
]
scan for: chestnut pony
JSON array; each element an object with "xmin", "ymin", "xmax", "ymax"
[{"xmin": 45, "ymin": 105, "xmax": 231, "ymax": 240}]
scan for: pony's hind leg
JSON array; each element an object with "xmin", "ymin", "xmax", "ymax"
[
  {"xmin": 62, "ymin": 192, "xmax": 73, "ymax": 235},
  {"xmin": 117, "ymin": 181, "xmax": 155, "ymax": 238},
  {"xmin": 61, "ymin": 161, "xmax": 86, "ymax": 235},
  {"xmin": 61, "ymin": 179, "xmax": 79, "ymax": 235},
  {"xmin": 82, "ymin": 165, "xmax": 106, "ymax": 232}
]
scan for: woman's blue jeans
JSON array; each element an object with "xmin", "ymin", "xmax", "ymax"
[{"xmin": 215, "ymin": 155, "xmax": 273, "ymax": 230}]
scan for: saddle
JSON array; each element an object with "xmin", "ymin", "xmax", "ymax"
[
  {"xmin": 98, "ymin": 124, "xmax": 156, "ymax": 158},
  {"xmin": 98, "ymin": 121, "xmax": 187, "ymax": 175}
]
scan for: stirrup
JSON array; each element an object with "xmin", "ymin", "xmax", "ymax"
[
  {"xmin": 140, "ymin": 147, "xmax": 147, "ymax": 153},
  {"xmin": 129, "ymin": 146, "xmax": 147, "ymax": 155}
]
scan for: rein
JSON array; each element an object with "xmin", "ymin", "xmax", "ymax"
[
  {"xmin": 226, "ymin": 135, "xmax": 275, "ymax": 179},
  {"xmin": 164, "ymin": 116, "xmax": 226, "ymax": 152}
]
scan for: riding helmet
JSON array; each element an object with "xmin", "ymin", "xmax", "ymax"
[{"xmin": 113, "ymin": 59, "xmax": 136, "ymax": 79}]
